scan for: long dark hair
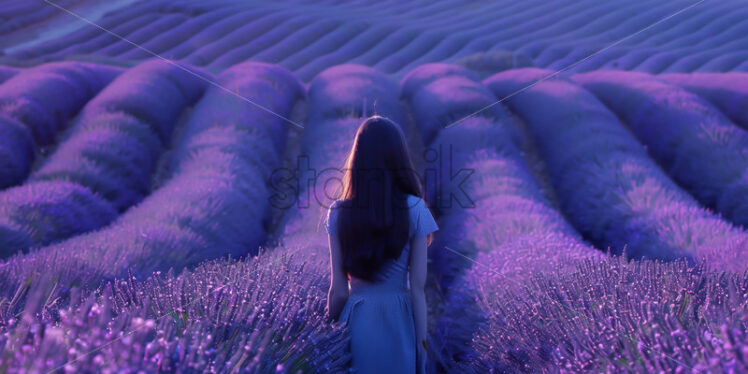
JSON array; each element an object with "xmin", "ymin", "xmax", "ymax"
[{"xmin": 335, "ymin": 115, "xmax": 426, "ymax": 281}]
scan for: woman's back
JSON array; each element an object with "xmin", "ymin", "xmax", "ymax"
[{"xmin": 325, "ymin": 194, "xmax": 438, "ymax": 374}]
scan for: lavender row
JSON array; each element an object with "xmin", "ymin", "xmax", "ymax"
[
  {"xmin": 0, "ymin": 0, "xmax": 80, "ymax": 35},
  {"xmin": 10, "ymin": 0, "xmax": 164, "ymax": 59},
  {"xmin": 0, "ymin": 61, "xmax": 122, "ymax": 188},
  {"xmin": 400, "ymin": 63, "xmax": 600, "ymax": 370},
  {"xmin": 572, "ymin": 71, "xmax": 748, "ymax": 229},
  {"xmin": 0, "ymin": 65, "xmax": 18, "ymax": 83},
  {"xmin": 400, "ymin": 63, "xmax": 521, "ymax": 157},
  {"xmin": 0, "ymin": 60, "xmax": 208, "ymax": 256},
  {"xmin": 42, "ymin": 1, "xmax": 174, "ymax": 60},
  {"xmin": 160, "ymin": 8, "xmax": 275, "ymax": 65},
  {"xmin": 120, "ymin": 6, "xmax": 250, "ymax": 61},
  {"xmin": 0, "ymin": 62, "xmax": 302, "ymax": 296},
  {"xmin": 0, "ymin": 242, "xmax": 349, "ymax": 372},
  {"xmin": 47, "ymin": 0, "xmax": 235, "ymax": 60},
  {"xmin": 0, "ymin": 115, "xmax": 34, "ymax": 193},
  {"xmin": 30, "ymin": 59, "xmax": 206, "ymax": 207},
  {"xmin": 658, "ymin": 72, "xmax": 748, "ymax": 131},
  {"xmin": 11, "ymin": 1, "xmax": 748, "ymax": 78},
  {"xmin": 325, "ymin": 2, "xmax": 453, "ymax": 71},
  {"xmin": 228, "ymin": 17, "xmax": 342, "ymax": 72},
  {"xmin": 465, "ymin": 254, "xmax": 748, "ymax": 372},
  {"xmin": 279, "ymin": 63, "xmax": 405, "ymax": 265},
  {"xmin": 401, "ymin": 63, "xmax": 551, "ymax": 282},
  {"xmin": 265, "ymin": 64, "xmax": 408, "ymax": 372},
  {"xmin": 204, "ymin": 3, "xmax": 421, "ymax": 75},
  {"xmin": 485, "ymin": 68, "xmax": 748, "ymax": 271},
  {"xmin": 0, "ymin": 62, "xmax": 354, "ymax": 373},
  {"xmin": 374, "ymin": 1, "xmax": 541, "ymax": 76}
]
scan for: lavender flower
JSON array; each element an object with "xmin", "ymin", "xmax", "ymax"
[
  {"xmin": 485, "ymin": 68, "xmax": 748, "ymax": 271},
  {"xmin": 571, "ymin": 70, "xmax": 748, "ymax": 229}
]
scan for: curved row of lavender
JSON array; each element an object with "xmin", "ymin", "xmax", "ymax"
[
  {"xmin": 0, "ymin": 60, "xmax": 746, "ymax": 372},
  {"xmin": 452, "ymin": 69, "xmax": 748, "ymax": 372},
  {"xmin": 528, "ymin": 0, "xmax": 748, "ymax": 73},
  {"xmin": 0, "ymin": 65, "xmax": 18, "ymax": 83},
  {"xmin": 2, "ymin": 63, "xmax": 413, "ymax": 373},
  {"xmin": 1, "ymin": 244, "xmax": 349, "ymax": 372},
  {"xmin": 268, "ymin": 63, "xmax": 410, "ymax": 370},
  {"xmin": 571, "ymin": 71, "xmax": 748, "ymax": 229},
  {"xmin": 484, "ymin": 68, "xmax": 748, "ymax": 271},
  {"xmin": 0, "ymin": 62, "xmax": 356, "ymax": 372},
  {"xmin": 0, "ymin": 59, "xmax": 207, "ymax": 256},
  {"xmin": 0, "ymin": 0, "xmax": 84, "ymax": 35},
  {"xmin": 657, "ymin": 72, "xmax": 748, "ymax": 131},
  {"xmin": 0, "ymin": 61, "xmax": 300, "ymax": 297},
  {"xmin": 399, "ymin": 63, "xmax": 601, "ymax": 372},
  {"xmin": 8, "ymin": 0, "xmax": 748, "ymax": 81},
  {"xmin": 464, "ymin": 251, "xmax": 748, "ymax": 373},
  {"xmin": 0, "ymin": 61, "xmax": 121, "ymax": 188}
]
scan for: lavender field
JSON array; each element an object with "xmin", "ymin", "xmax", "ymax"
[{"xmin": 1, "ymin": 0, "xmax": 747, "ymax": 373}]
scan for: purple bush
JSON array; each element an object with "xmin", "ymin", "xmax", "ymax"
[
  {"xmin": 400, "ymin": 63, "xmax": 480, "ymax": 100},
  {"xmin": 0, "ymin": 62, "xmax": 303, "ymax": 294},
  {"xmin": 485, "ymin": 68, "xmax": 748, "ymax": 271},
  {"xmin": 107, "ymin": 14, "xmax": 190, "ymax": 58},
  {"xmin": 350, "ymin": 28, "xmax": 419, "ymax": 67},
  {"xmin": 401, "ymin": 65, "xmax": 600, "ymax": 371},
  {"xmin": 0, "ymin": 52, "xmax": 746, "ymax": 373},
  {"xmin": 306, "ymin": 64, "xmax": 405, "ymax": 124},
  {"xmin": 281, "ymin": 23, "xmax": 368, "ymax": 72},
  {"xmin": 571, "ymin": 71, "xmax": 748, "ymax": 229},
  {"xmin": 0, "ymin": 60, "xmax": 209, "ymax": 255},
  {"xmin": 29, "ymin": 112, "xmax": 162, "ymax": 211},
  {"xmin": 0, "ymin": 115, "xmax": 34, "ymax": 189},
  {"xmin": 294, "ymin": 25, "xmax": 392, "ymax": 82},
  {"xmin": 120, "ymin": 7, "xmax": 241, "ymax": 61},
  {"xmin": 466, "ymin": 255, "xmax": 748, "ymax": 373},
  {"xmin": 28, "ymin": 59, "xmax": 207, "ymax": 209},
  {"xmin": 0, "ymin": 244, "xmax": 350, "ymax": 373},
  {"xmin": 1, "ymin": 63, "xmax": 408, "ymax": 374},
  {"xmin": 206, "ymin": 12, "xmax": 301, "ymax": 70},
  {"xmin": 8, "ymin": 0, "xmax": 748, "ymax": 78},
  {"xmin": 181, "ymin": 9, "xmax": 279, "ymax": 66},
  {"xmin": 0, "ymin": 61, "xmax": 122, "ymax": 187},
  {"xmin": 49, "ymin": 10, "xmax": 163, "ymax": 59},
  {"xmin": 250, "ymin": 18, "xmax": 341, "ymax": 69},
  {"xmin": 376, "ymin": 33, "xmax": 445, "ymax": 74},
  {"xmin": 10, "ymin": 1, "xmax": 166, "ymax": 59},
  {"xmin": 0, "ymin": 180, "xmax": 117, "ymax": 257},
  {"xmin": 73, "ymin": 59, "xmax": 208, "ymax": 143},
  {"xmin": 171, "ymin": 62, "xmax": 302, "ymax": 158},
  {"xmin": 658, "ymin": 72, "xmax": 748, "ymax": 131},
  {"xmin": 400, "ymin": 63, "xmax": 513, "ymax": 146},
  {"xmin": 0, "ymin": 65, "xmax": 19, "ymax": 84},
  {"xmin": 160, "ymin": 8, "xmax": 270, "ymax": 60},
  {"xmin": 0, "ymin": 0, "xmax": 79, "ymax": 34},
  {"xmin": 400, "ymin": 63, "xmax": 523, "ymax": 210}
]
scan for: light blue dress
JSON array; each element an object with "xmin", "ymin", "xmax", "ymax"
[{"xmin": 325, "ymin": 194, "xmax": 439, "ymax": 374}]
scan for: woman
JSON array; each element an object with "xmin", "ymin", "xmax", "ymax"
[{"xmin": 325, "ymin": 115, "xmax": 439, "ymax": 374}]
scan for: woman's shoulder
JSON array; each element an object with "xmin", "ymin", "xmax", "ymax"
[
  {"xmin": 330, "ymin": 198, "xmax": 347, "ymax": 209},
  {"xmin": 406, "ymin": 194, "xmax": 425, "ymax": 207},
  {"xmin": 406, "ymin": 194, "xmax": 428, "ymax": 219},
  {"xmin": 324, "ymin": 199, "xmax": 345, "ymax": 235}
]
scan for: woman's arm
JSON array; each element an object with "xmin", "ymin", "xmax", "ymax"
[
  {"xmin": 410, "ymin": 234, "xmax": 429, "ymax": 361},
  {"xmin": 327, "ymin": 232, "xmax": 349, "ymax": 322}
]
